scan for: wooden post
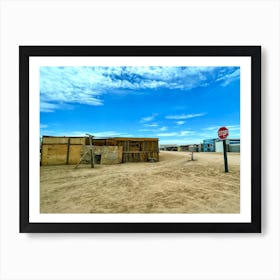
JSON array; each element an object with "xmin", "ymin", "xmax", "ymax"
[
  {"xmin": 66, "ymin": 138, "xmax": 70, "ymax": 164},
  {"xmin": 88, "ymin": 135, "xmax": 94, "ymax": 168},
  {"xmin": 74, "ymin": 134, "xmax": 95, "ymax": 169},
  {"xmin": 74, "ymin": 150, "xmax": 90, "ymax": 169}
]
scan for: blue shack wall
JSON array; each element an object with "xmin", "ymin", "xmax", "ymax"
[{"xmin": 203, "ymin": 139, "xmax": 216, "ymax": 152}]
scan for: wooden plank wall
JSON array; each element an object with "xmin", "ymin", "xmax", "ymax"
[
  {"xmin": 41, "ymin": 137, "xmax": 159, "ymax": 165},
  {"xmin": 41, "ymin": 144, "xmax": 68, "ymax": 165},
  {"xmin": 41, "ymin": 137, "xmax": 85, "ymax": 165},
  {"xmin": 91, "ymin": 139, "xmax": 159, "ymax": 163},
  {"xmin": 116, "ymin": 139, "xmax": 159, "ymax": 163}
]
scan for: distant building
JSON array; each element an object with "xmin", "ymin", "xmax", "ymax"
[
  {"xmin": 178, "ymin": 144, "xmax": 202, "ymax": 152},
  {"xmin": 215, "ymin": 138, "xmax": 240, "ymax": 153},
  {"xmin": 203, "ymin": 139, "xmax": 217, "ymax": 152},
  {"xmin": 228, "ymin": 139, "xmax": 240, "ymax": 152},
  {"xmin": 159, "ymin": 144, "xmax": 178, "ymax": 151},
  {"xmin": 202, "ymin": 138, "xmax": 240, "ymax": 153}
]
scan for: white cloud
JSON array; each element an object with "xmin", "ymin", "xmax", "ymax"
[
  {"xmin": 216, "ymin": 68, "xmax": 240, "ymax": 86},
  {"xmin": 180, "ymin": 131, "xmax": 192, "ymax": 136},
  {"xmin": 92, "ymin": 131, "xmax": 134, "ymax": 137},
  {"xmin": 157, "ymin": 130, "xmax": 192, "ymax": 137},
  {"xmin": 204, "ymin": 126, "xmax": 218, "ymax": 131},
  {"xmin": 40, "ymin": 102, "xmax": 59, "ymax": 113},
  {"xmin": 139, "ymin": 126, "xmax": 167, "ymax": 133},
  {"xmin": 227, "ymin": 125, "xmax": 240, "ymax": 131},
  {"xmin": 140, "ymin": 116, "xmax": 154, "ymax": 122},
  {"xmin": 138, "ymin": 129, "xmax": 154, "ymax": 132},
  {"xmin": 40, "ymin": 124, "xmax": 48, "ymax": 129},
  {"xmin": 40, "ymin": 66, "xmax": 239, "ymax": 112},
  {"xmin": 204, "ymin": 125, "xmax": 240, "ymax": 131},
  {"xmin": 175, "ymin": 121, "xmax": 185, "ymax": 125},
  {"xmin": 143, "ymin": 123, "xmax": 158, "ymax": 127},
  {"xmin": 165, "ymin": 113, "xmax": 206, "ymax": 120},
  {"xmin": 157, "ymin": 132, "xmax": 178, "ymax": 137},
  {"xmin": 40, "ymin": 130, "xmax": 134, "ymax": 138},
  {"xmin": 40, "ymin": 67, "xmax": 104, "ymax": 112},
  {"xmin": 159, "ymin": 138, "xmax": 203, "ymax": 145},
  {"xmin": 140, "ymin": 114, "xmax": 158, "ymax": 123}
]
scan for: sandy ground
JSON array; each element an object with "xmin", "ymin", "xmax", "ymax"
[{"xmin": 40, "ymin": 151, "xmax": 240, "ymax": 213}]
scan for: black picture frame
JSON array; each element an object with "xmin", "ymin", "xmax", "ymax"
[{"xmin": 20, "ymin": 46, "xmax": 261, "ymax": 233}]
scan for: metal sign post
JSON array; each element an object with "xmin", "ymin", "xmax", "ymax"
[
  {"xmin": 222, "ymin": 139, "xmax": 228, "ymax": 172},
  {"xmin": 218, "ymin": 127, "xmax": 229, "ymax": 173}
]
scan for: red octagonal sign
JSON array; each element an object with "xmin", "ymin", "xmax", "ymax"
[{"xmin": 218, "ymin": 127, "xmax": 229, "ymax": 140}]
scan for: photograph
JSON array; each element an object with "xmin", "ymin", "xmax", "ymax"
[
  {"xmin": 39, "ymin": 65, "xmax": 241, "ymax": 214},
  {"xmin": 20, "ymin": 46, "xmax": 261, "ymax": 232}
]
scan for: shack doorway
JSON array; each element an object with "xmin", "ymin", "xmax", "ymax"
[{"xmin": 95, "ymin": 154, "xmax": 101, "ymax": 164}]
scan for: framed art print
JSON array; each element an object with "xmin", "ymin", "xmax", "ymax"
[{"xmin": 19, "ymin": 46, "xmax": 261, "ymax": 233}]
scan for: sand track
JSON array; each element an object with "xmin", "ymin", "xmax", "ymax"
[{"xmin": 40, "ymin": 151, "xmax": 240, "ymax": 213}]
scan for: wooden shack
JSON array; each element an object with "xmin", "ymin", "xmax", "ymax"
[
  {"xmin": 41, "ymin": 136, "xmax": 159, "ymax": 165},
  {"xmin": 41, "ymin": 136, "xmax": 86, "ymax": 165}
]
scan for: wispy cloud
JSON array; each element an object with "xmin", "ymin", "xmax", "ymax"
[
  {"xmin": 216, "ymin": 68, "xmax": 240, "ymax": 86},
  {"xmin": 157, "ymin": 132, "xmax": 178, "ymax": 137},
  {"xmin": 227, "ymin": 125, "xmax": 240, "ymax": 131},
  {"xmin": 140, "ymin": 113, "xmax": 158, "ymax": 123},
  {"xmin": 180, "ymin": 131, "xmax": 192, "ymax": 136},
  {"xmin": 204, "ymin": 126, "xmax": 220, "ymax": 131},
  {"xmin": 204, "ymin": 125, "xmax": 240, "ymax": 131},
  {"xmin": 166, "ymin": 113, "xmax": 206, "ymax": 120},
  {"xmin": 40, "ymin": 102, "xmax": 60, "ymax": 113},
  {"xmin": 139, "ymin": 126, "xmax": 167, "ymax": 133},
  {"xmin": 92, "ymin": 131, "xmax": 134, "ymax": 137},
  {"xmin": 40, "ymin": 66, "xmax": 240, "ymax": 112},
  {"xmin": 143, "ymin": 123, "xmax": 158, "ymax": 127},
  {"xmin": 196, "ymin": 125, "xmax": 240, "ymax": 141},
  {"xmin": 40, "ymin": 124, "xmax": 48, "ymax": 129},
  {"xmin": 40, "ymin": 130, "xmax": 134, "ymax": 138},
  {"xmin": 157, "ymin": 130, "xmax": 192, "ymax": 137},
  {"xmin": 138, "ymin": 129, "xmax": 153, "ymax": 132},
  {"xmin": 175, "ymin": 121, "xmax": 185, "ymax": 125},
  {"xmin": 159, "ymin": 138, "xmax": 203, "ymax": 145}
]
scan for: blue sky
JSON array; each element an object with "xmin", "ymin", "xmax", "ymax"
[{"xmin": 40, "ymin": 66, "xmax": 240, "ymax": 145}]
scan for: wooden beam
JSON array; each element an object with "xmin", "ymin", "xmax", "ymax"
[
  {"xmin": 66, "ymin": 138, "xmax": 70, "ymax": 164},
  {"xmin": 87, "ymin": 134, "xmax": 94, "ymax": 168}
]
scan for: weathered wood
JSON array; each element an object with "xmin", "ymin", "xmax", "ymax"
[
  {"xmin": 70, "ymin": 137, "xmax": 86, "ymax": 145},
  {"xmin": 66, "ymin": 138, "xmax": 70, "ymax": 164},
  {"xmin": 88, "ymin": 135, "xmax": 94, "ymax": 168},
  {"xmin": 41, "ymin": 136, "xmax": 159, "ymax": 165},
  {"xmin": 41, "ymin": 144, "xmax": 68, "ymax": 165},
  {"xmin": 42, "ymin": 137, "xmax": 69, "ymax": 144},
  {"xmin": 74, "ymin": 150, "xmax": 90, "ymax": 169},
  {"xmin": 81, "ymin": 146, "xmax": 123, "ymax": 164},
  {"xmin": 68, "ymin": 145, "xmax": 83, "ymax": 164}
]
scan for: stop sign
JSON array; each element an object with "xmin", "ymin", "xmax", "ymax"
[{"xmin": 218, "ymin": 127, "xmax": 229, "ymax": 140}]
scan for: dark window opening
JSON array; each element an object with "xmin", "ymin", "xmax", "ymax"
[{"xmin": 95, "ymin": 154, "xmax": 101, "ymax": 164}]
